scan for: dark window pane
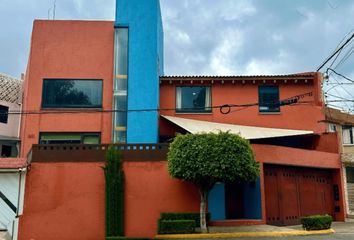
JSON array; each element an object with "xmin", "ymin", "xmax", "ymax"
[
  {"xmin": 176, "ymin": 86, "xmax": 211, "ymax": 113},
  {"xmin": 42, "ymin": 79, "xmax": 102, "ymax": 108},
  {"xmin": 1, "ymin": 145, "xmax": 12, "ymax": 157},
  {"xmin": 259, "ymin": 86, "xmax": 280, "ymax": 112},
  {"xmin": 0, "ymin": 105, "xmax": 9, "ymax": 123},
  {"xmin": 39, "ymin": 133, "xmax": 100, "ymax": 144},
  {"xmin": 346, "ymin": 167, "xmax": 354, "ymax": 183}
]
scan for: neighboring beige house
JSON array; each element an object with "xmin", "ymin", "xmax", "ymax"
[
  {"xmin": 0, "ymin": 73, "xmax": 22, "ymax": 157},
  {"xmin": 325, "ymin": 107, "xmax": 354, "ymax": 218}
]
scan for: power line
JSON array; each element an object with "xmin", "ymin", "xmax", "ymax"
[
  {"xmin": 328, "ymin": 73, "xmax": 354, "ymax": 100},
  {"xmin": 326, "ymin": 100, "xmax": 354, "ymax": 103},
  {"xmin": 333, "ymin": 43, "xmax": 354, "ymax": 71},
  {"xmin": 326, "ymin": 31, "xmax": 353, "ymax": 70},
  {"xmin": 325, "ymin": 93, "xmax": 354, "ymax": 101},
  {"xmin": 324, "ymin": 75, "xmax": 354, "ymax": 113},
  {"xmin": 328, "ymin": 30, "xmax": 354, "ymax": 71},
  {"xmin": 317, "ymin": 32, "xmax": 354, "ymax": 71},
  {"xmin": 325, "ymin": 83, "xmax": 353, "ymax": 85},
  {"xmin": 327, "ymin": 68, "xmax": 354, "ymax": 83},
  {"xmin": 0, "ymin": 92, "xmax": 314, "ymax": 116}
]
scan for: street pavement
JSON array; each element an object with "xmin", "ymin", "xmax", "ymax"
[{"xmin": 192, "ymin": 221, "xmax": 354, "ymax": 240}]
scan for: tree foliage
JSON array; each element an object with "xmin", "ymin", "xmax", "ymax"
[
  {"xmin": 168, "ymin": 132, "xmax": 259, "ymax": 187},
  {"xmin": 167, "ymin": 132, "xmax": 259, "ymax": 232}
]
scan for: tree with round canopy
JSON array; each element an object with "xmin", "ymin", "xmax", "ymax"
[{"xmin": 167, "ymin": 131, "xmax": 259, "ymax": 233}]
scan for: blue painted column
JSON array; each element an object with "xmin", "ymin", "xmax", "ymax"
[
  {"xmin": 243, "ymin": 178, "xmax": 262, "ymax": 219},
  {"xmin": 208, "ymin": 183, "xmax": 226, "ymax": 220},
  {"xmin": 114, "ymin": 0, "xmax": 164, "ymax": 143}
]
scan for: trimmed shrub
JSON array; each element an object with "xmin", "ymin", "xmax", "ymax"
[
  {"xmin": 301, "ymin": 214, "xmax": 333, "ymax": 230},
  {"xmin": 160, "ymin": 212, "xmax": 211, "ymax": 227},
  {"xmin": 158, "ymin": 219, "xmax": 196, "ymax": 234},
  {"xmin": 103, "ymin": 147, "xmax": 125, "ymax": 237}
]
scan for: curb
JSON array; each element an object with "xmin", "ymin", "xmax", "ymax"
[{"xmin": 155, "ymin": 229, "xmax": 335, "ymax": 239}]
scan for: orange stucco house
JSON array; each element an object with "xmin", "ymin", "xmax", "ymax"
[{"xmin": 8, "ymin": 1, "xmax": 347, "ymax": 239}]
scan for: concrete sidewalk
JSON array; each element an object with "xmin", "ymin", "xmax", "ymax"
[
  {"xmin": 155, "ymin": 223, "xmax": 337, "ymax": 239},
  {"xmin": 209, "ymin": 224, "xmax": 303, "ymax": 233}
]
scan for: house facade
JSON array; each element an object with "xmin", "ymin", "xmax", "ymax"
[
  {"xmin": 0, "ymin": 73, "xmax": 22, "ymax": 157},
  {"xmin": 0, "ymin": 73, "xmax": 26, "ymax": 240},
  {"xmin": 325, "ymin": 107, "xmax": 354, "ymax": 218},
  {"xmin": 159, "ymin": 74, "xmax": 345, "ymax": 225},
  {"xmin": 19, "ymin": 20, "xmax": 115, "ymax": 157},
  {"xmin": 14, "ymin": 0, "xmax": 347, "ymax": 239}
]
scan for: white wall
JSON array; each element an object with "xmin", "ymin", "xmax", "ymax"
[
  {"xmin": 0, "ymin": 100, "xmax": 20, "ymax": 139},
  {"xmin": 0, "ymin": 171, "xmax": 26, "ymax": 240}
]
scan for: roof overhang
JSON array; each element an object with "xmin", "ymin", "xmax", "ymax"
[
  {"xmin": 0, "ymin": 135, "xmax": 20, "ymax": 142},
  {"xmin": 0, "ymin": 157, "xmax": 28, "ymax": 170},
  {"xmin": 162, "ymin": 115, "xmax": 314, "ymax": 140}
]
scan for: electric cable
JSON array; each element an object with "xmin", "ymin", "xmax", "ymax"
[{"xmin": 0, "ymin": 92, "xmax": 314, "ymax": 116}]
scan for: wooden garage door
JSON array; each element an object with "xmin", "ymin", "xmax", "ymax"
[{"xmin": 264, "ymin": 165, "xmax": 334, "ymax": 226}]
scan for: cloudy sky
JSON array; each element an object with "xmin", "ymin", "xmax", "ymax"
[{"xmin": 1, "ymin": 0, "xmax": 354, "ymax": 110}]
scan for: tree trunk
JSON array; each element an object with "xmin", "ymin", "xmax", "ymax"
[{"xmin": 199, "ymin": 189, "xmax": 208, "ymax": 233}]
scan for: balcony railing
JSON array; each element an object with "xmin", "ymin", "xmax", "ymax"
[{"xmin": 29, "ymin": 144, "xmax": 169, "ymax": 163}]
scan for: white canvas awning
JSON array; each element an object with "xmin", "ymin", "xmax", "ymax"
[{"xmin": 162, "ymin": 115, "xmax": 314, "ymax": 140}]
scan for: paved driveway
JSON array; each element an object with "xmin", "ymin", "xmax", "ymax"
[{"xmin": 195, "ymin": 222, "xmax": 354, "ymax": 240}]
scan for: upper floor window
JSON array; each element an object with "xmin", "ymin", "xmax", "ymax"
[
  {"xmin": 0, "ymin": 105, "xmax": 8, "ymax": 124},
  {"xmin": 346, "ymin": 167, "xmax": 354, "ymax": 183},
  {"xmin": 176, "ymin": 86, "xmax": 211, "ymax": 113},
  {"xmin": 328, "ymin": 123, "xmax": 337, "ymax": 133},
  {"xmin": 259, "ymin": 86, "xmax": 280, "ymax": 113},
  {"xmin": 342, "ymin": 125, "xmax": 354, "ymax": 145},
  {"xmin": 1, "ymin": 145, "xmax": 12, "ymax": 157},
  {"xmin": 39, "ymin": 132, "xmax": 100, "ymax": 144},
  {"xmin": 42, "ymin": 79, "xmax": 103, "ymax": 108}
]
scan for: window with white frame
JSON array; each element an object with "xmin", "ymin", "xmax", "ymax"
[
  {"xmin": 342, "ymin": 125, "xmax": 354, "ymax": 144},
  {"xmin": 328, "ymin": 123, "xmax": 337, "ymax": 133},
  {"xmin": 176, "ymin": 86, "xmax": 211, "ymax": 113}
]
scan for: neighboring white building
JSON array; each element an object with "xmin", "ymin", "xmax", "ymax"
[
  {"xmin": 325, "ymin": 107, "xmax": 354, "ymax": 219},
  {"xmin": 0, "ymin": 73, "xmax": 23, "ymax": 157},
  {"xmin": 0, "ymin": 73, "xmax": 25, "ymax": 240}
]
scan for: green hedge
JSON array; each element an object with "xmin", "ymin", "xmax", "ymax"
[
  {"xmin": 301, "ymin": 215, "xmax": 333, "ymax": 230},
  {"xmin": 104, "ymin": 147, "xmax": 125, "ymax": 237},
  {"xmin": 158, "ymin": 219, "xmax": 196, "ymax": 234},
  {"xmin": 160, "ymin": 212, "xmax": 210, "ymax": 227}
]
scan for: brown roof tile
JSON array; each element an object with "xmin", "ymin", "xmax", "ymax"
[{"xmin": 0, "ymin": 158, "xmax": 28, "ymax": 169}]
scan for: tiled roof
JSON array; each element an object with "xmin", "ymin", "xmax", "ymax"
[
  {"xmin": 0, "ymin": 158, "xmax": 28, "ymax": 169},
  {"xmin": 160, "ymin": 73, "xmax": 316, "ymax": 83},
  {"xmin": 324, "ymin": 107, "xmax": 354, "ymax": 124},
  {"xmin": 161, "ymin": 72, "xmax": 316, "ymax": 79},
  {"xmin": 0, "ymin": 73, "xmax": 23, "ymax": 104}
]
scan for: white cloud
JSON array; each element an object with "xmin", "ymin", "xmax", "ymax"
[
  {"xmin": 208, "ymin": 28, "xmax": 244, "ymax": 75},
  {"xmin": 244, "ymin": 59, "xmax": 285, "ymax": 75},
  {"xmin": 217, "ymin": 0, "xmax": 257, "ymax": 21},
  {"xmin": 175, "ymin": 30, "xmax": 191, "ymax": 45},
  {"xmin": 271, "ymin": 33, "xmax": 283, "ymax": 42}
]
